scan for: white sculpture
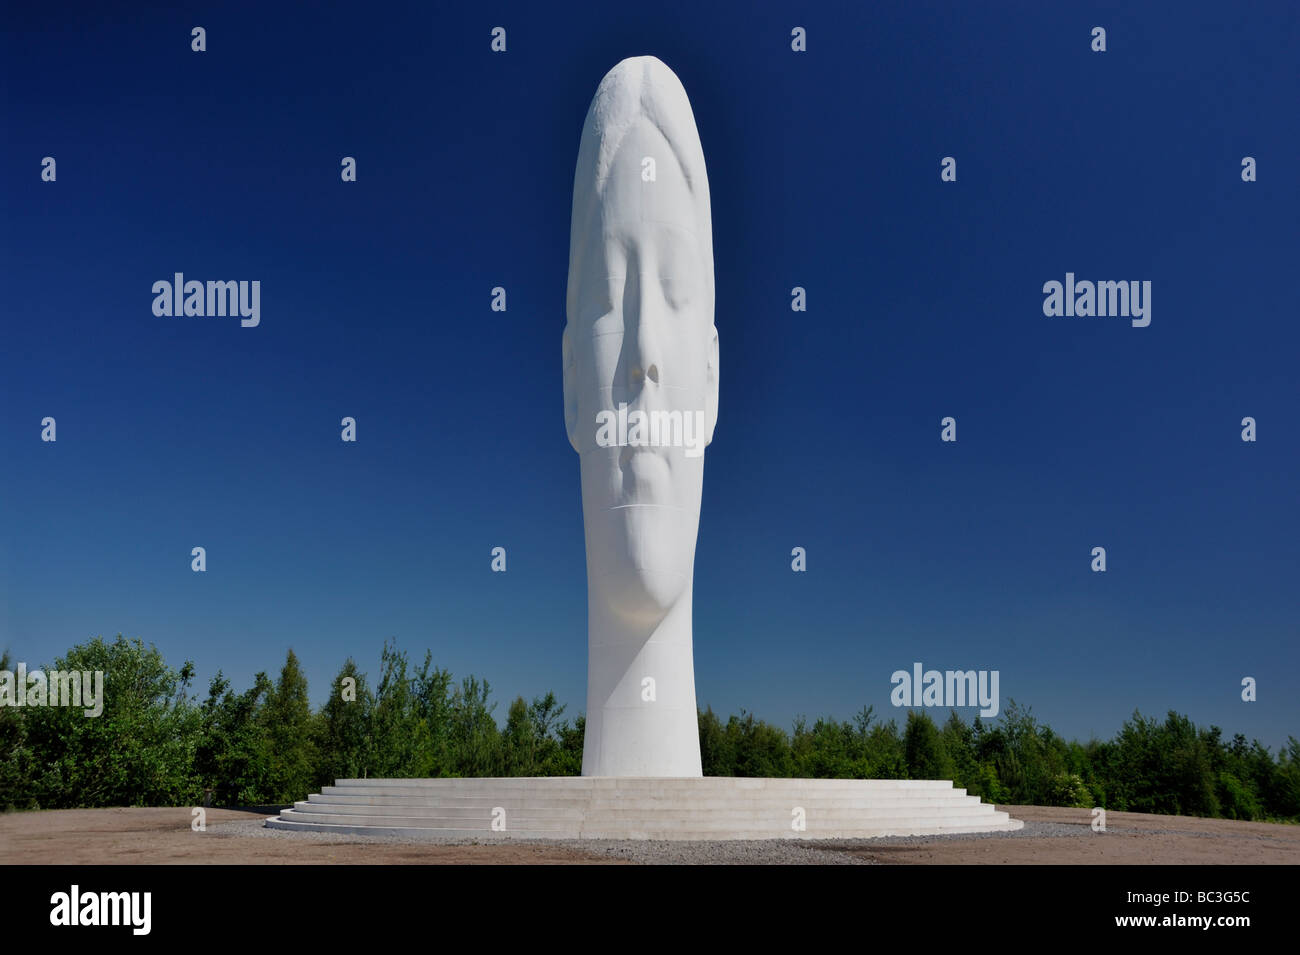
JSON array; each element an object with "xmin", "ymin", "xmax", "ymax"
[
  {"xmin": 278, "ymin": 62, "xmax": 1027, "ymax": 843},
  {"xmin": 563, "ymin": 56, "xmax": 718, "ymax": 777}
]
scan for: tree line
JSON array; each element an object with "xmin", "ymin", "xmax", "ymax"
[{"xmin": 2, "ymin": 634, "xmax": 1297, "ymax": 822}]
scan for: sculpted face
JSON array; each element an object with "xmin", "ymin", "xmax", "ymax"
[{"xmin": 564, "ymin": 60, "xmax": 718, "ymax": 626}]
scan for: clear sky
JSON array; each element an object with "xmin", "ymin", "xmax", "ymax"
[{"xmin": 3, "ymin": 1, "xmax": 1297, "ymax": 750}]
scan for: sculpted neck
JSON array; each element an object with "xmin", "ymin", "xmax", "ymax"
[
  {"xmin": 587, "ymin": 581, "xmax": 694, "ymax": 651},
  {"xmin": 582, "ymin": 575, "xmax": 702, "ymax": 777}
]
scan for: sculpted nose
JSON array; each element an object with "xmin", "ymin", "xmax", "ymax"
[
  {"xmin": 628, "ymin": 342, "xmax": 660, "ymax": 391},
  {"xmin": 626, "ymin": 270, "xmax": 662, "ymax": 390}
]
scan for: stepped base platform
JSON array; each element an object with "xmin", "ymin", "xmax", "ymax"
[{"xmin": 266, "ymin": 777, "xmax": 1023, "ymax": 841}]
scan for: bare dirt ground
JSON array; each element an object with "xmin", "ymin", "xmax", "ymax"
[
  {"xmin": 0, "ymin": 807, "xmax": 621, "ymax": 865},
  {"xmin": 843, "ymin": 805, "xmax": 1300, "ymax": 865},
  {"xmin": 1, "ymin": 805, "xmax": 1296, "ymax": 864}
]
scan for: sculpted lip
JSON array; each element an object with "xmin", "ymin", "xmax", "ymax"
[
  {"xmin": 619, "ymin": 445, "xmax": 671, "ymax": 494},
  {"xmin": 618, "ymin": 442, "xmax": 666, "ymax": 465}
]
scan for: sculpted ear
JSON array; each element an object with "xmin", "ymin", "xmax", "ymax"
[
  {"xmin": 562, "ymin": 324, "xmax": 579, "ymax": 452},
  {"xmin": 704, "ymin": 324, "xmax": 719, "ymax": 445}
]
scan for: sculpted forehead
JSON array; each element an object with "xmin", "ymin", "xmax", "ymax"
[
  {"xmin": 566, "ymin": 56, "xmax": 714, "ymax": 334},
  {"xmin": 596, "ymin": 121, "xmax": 698, "ymax": 238},
  {"xmin": 569, "ymin": 121, "xmax": 710, "ymax": 337}
]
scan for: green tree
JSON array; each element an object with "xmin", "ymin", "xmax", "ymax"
[
  {"xmin": 314, "ymin": 658, "xmax": 374, "ymax": 785},
  {"xmin": 21, "ymin": 635, "xmax": 203, "ymax": 808},
  {"xmin": 1272, "ymin": 737, "xmax": 1300, "ymax": 819},
  {"xmin": 941, "ymin": 711, "xmax": 977, "ymax": 790},
  {"xmin": 699, "ymin": 706, "xmax": 732, "ymax": 776},
  {"xmin": 903, "ymin": 710, "xmax": 955, "ymax": 780},
  {"xmin": 502, "ymin": 696, "xmax": 535, "ymax": 776},
  {"xmin": 370, "ymin": 640, "xmax": 428, "ymax": 777},
  {"xmin": 727, "ymin": 710, "xmax": 792, "ymax": 777},
  {"xmin": 261, "ymin": 649, "xmax": 316, "ymax": 804},
  {"xmin": 449, "ymin": 674, "xmax": 500, "ymax": 776},
  {"xmin": 526, "ymin": 692, "xmax": 570, "ymax": 775},
  {"xmin": 412, "ymin": 652, "xmax": 454, "ymax": 776},
  {"xmin": 0, "ymin": 650, "xmax": 36, "ymax": 810},
  {"xmin": 556, "ymin": 713, "xmax": 586, "ymax": 775},
  {"xmin": 194, "ymin": 670, "xmax": 272, "ymax": 805}
]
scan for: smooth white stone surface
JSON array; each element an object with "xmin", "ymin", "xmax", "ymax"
[
  {"xmin": 563, "ymin": 56, "xmax": 718, "ymax": 777},
  {"xmin": 269, "ymin": 777, "xmax": 1024, "ymax": 841}
]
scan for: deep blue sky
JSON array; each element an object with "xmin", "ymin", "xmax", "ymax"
[{"xmin": 3, "ymin": 1, "xmax": 1297, "ymax": 750}]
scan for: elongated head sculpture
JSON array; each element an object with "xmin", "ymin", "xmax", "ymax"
[{"xmin": 563, "ymin": 56, "xmax": 718, "ymax": 777}]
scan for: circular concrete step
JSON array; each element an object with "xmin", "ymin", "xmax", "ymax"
[{"xmin": 267, "ymin": 777, "xmax": 1025, "ymax": 841}]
